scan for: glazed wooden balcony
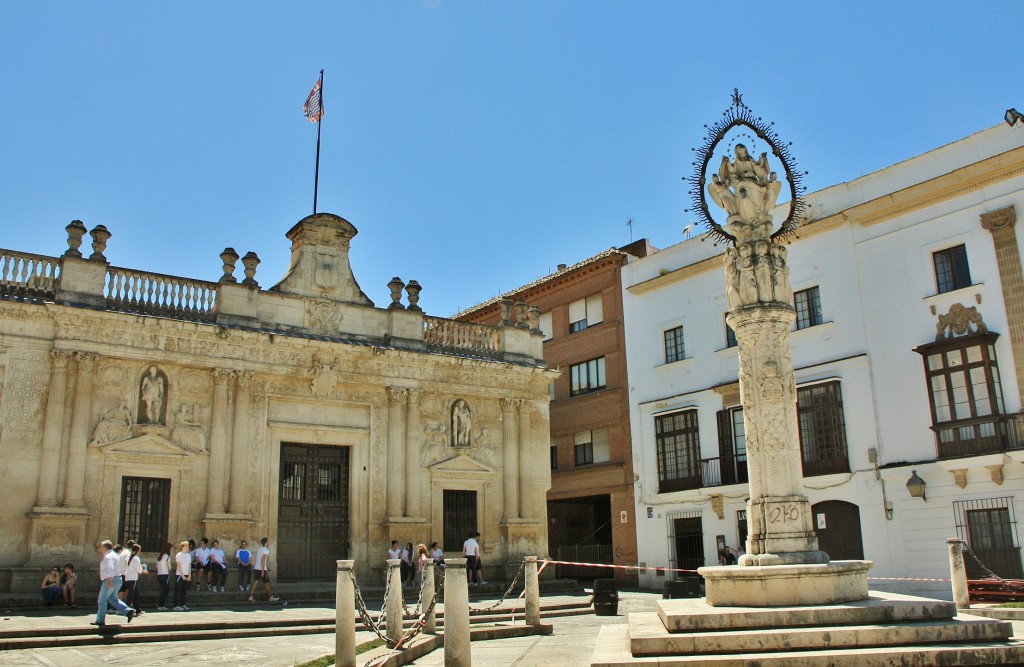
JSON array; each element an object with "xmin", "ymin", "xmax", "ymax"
[{"xmin": 934, "ymin": 413, "xmax": 1024, "ymax": 460}]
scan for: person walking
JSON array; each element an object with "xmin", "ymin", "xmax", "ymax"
[
  {"xmin": 209, "ymin": 540, "xmax": 227, "ymax": 592},
  {"xmin": 463, "ymin": 531, "xmax": 483, "ymax": 586},
  {"xmin": 173, "ymin": 541, "xmax": 191, "ymax": 611},
  {"xmin": 122, "ymin": 544, "xmax": 148, "ymax": 612},
  {"xmin": 248, "ymin": 537, "xmax": 279, "ymax": 603},
  {"xmin": 155, "ymin": 543, "xmax": 171, "ymax": 610},
  {"xmin": 92, "ymin": 540, "xmax": 135, "ymax": 627},
  {"xmin": 235, "ymin": 540, "xmax": 253, "ymax": 592}
]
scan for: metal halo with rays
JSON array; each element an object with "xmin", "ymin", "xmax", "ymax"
[{"xmin": 685, "ymin": 90, "xmax": 806, "ymax": 245}]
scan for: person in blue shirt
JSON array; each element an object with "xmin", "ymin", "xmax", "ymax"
[{"xmin": 236, "ymin": 540, "xmax": 253, "ymax": 592}]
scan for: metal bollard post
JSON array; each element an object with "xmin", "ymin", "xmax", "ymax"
[
  {"xmin": 335, "ymin": 560, "xmax": 356, "ymax": 667},
  {"xmin": 524, "ymin": 556, "xmax": 540, "ymax": 626},
  {"xmin": 947, "ymin": 537, "xmax": 971, "ymax": 609},
  {"xmin": 386, "ymin": 558, "xmax": 404, "ymax": 642},
  {"xmin": 421, "ymin": 562, "xmax": 437, "ymax": 634},
  {"xmin": 444, "ymin": 557, "xmax": 471, "ymax": 667}
]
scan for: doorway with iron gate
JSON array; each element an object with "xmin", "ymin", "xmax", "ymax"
[{"xmin": 277, "ymin": 443, "xmax": 351, "ymax": 581}]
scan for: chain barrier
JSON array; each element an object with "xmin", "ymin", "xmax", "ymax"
[
  {"xmin": 351, "ymin": 569, "xmax": 397, "ymax": 647},
  {"xmin": 962, "ymin": 544, "xmax": 1024, "ymax": 594},
  {"xmin": 363, "ymin": 568, "xmax": 447, "ymax": 667},
  {"xmin": 468, "ymin": 561, "xmax": 525, "ymax": 613}
]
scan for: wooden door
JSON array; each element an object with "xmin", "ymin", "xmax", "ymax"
[{"xmin": 811, "ymin": 500, "xmax": 864, "ymax": 561}]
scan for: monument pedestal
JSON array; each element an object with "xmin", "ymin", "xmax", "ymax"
[{"xmin": 699, "ymin": 561, "xmax": 871, "ymax": 607}]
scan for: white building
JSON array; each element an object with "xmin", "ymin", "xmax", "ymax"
[{"xmin": 622, "ymin": 123, "xmax": 1024, "ymax": 598}]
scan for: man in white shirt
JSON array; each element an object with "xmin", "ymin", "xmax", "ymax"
[
  {"xmin": 463, "ymin": 531, "xmax": 486, "ymax": 586},
  {"xmin": 194, "ymin": 538, "xmax": 211, "ymax": 591},
  {"xmin": 92, "ymin": 540, "xmax": 135, "ymax": 627},
  {"xmin": 248, "ymin": 537, "xmax": 279, "ymax": 603},
  {"xmin": 209, "ymin": 540, "xmax": 227, "ymax": 592},
  {"xmin": 173, "ymin": 540, "xmax": 192, "ymax": 611}
]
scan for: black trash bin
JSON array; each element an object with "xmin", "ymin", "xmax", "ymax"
[
  {"xmin": 593, "ymin": 578, "xmax": 618, "ymax": 616},
  {"xmin": 662, "ymin": 580, "xmax": 689, "ymax": 599}
]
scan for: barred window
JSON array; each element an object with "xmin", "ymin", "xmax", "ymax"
[
  {"xmin": 570, "ymin": 357, "xmax": 606, "ymax": 396},
  {"xmin": 664, "ymin": 326, "xmax": 685, "ymax": 364},
  {"xmin": 794, "ymin": 286, "xmax": 823, "ymax": 330},
  {"xmin": 655, "ymin": 410, "xmax": 701, "ymax": 493},
  {"xmin": 797, "ymin": 381, "xmax": 849, "ymax": 476},
  {"xmin": 119, "ymin": 477, "xmax": 170, "ymax": 549},
  {"xmin": 934, "ymin": 244, "xmax": 972, "ymax": 294},
  {"xmin": 954, "ymin": 497, "xmax": 1023, "ymax": 579}
]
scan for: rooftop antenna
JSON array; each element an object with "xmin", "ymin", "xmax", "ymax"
[{"xmin": 626, "ymin": 218, "xmax": 633, "ymax": 243}]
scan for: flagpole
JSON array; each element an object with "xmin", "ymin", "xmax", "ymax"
[{"xmin": 313, "ymin": 69, "xmax": 323, "ymax": 215}]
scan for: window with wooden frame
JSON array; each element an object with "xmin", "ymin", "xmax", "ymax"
[
  {"xmin": 933, "ymin": 244, "xmax": 972, "ymax": 294},
  {"xmin": 794, "ymin": 286, "xmax": 823, "ymax": 330},
  {"xmin": 570, "ymin": 357, "xmax": 606, "ymax": 396},
  {"xmin": 569, "ymin": 294, "xmax": 604, "ymax": 333},
  {"xmin": 796, "ymin": 381, "xmax": 850, "ymax": 476},
  {"xmin": 664, "ymin": 325, "xmax": 685, "ymax": 364},
  {"xmin": 655, "ymin": 410, "xmax": 701, "ymax": 493}
]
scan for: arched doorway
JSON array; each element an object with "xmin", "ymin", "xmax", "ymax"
[{"xmin": 811, "ymin": 500, "xmax": 864, "ymax": 560}]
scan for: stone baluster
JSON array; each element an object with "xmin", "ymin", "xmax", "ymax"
[
  {"xmin": 64, "ymin": 352, "xmax": 98, "ymax": 508},
  {"xmin": 405, "ymin": 389, "xmax": 421, "ymax": 517},
  {"xmin": 517, "ymin": 400, "xmax": 531, "ymax": 519},
  {"xmin": 386, "ymin": 387, "xmax": 408, "ymax": 518},
  {"xmin": 35, "ymin": 350, "xmax": 73, "ymax": 508},
  {"xmin": 207, "ymin": 369, "xmax": 233, "ymax": 515},
  {"xmin": 501, "ymin": 398, "xmax": 520, "ymax": 521},
  {"xmin": 335, "ymin": 560, "xmax": 357, "ymax": 667},
  {"xmin": 228, "ymin": 371, "xmax": 252, "ymax": 514}
]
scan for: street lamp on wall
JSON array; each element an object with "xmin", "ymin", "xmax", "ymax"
[{"xmin": 906, "ymin": 470, "xmax": 927, "ymax": 501}]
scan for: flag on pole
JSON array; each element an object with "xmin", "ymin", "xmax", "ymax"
[{"xmin": 304, "ymin": 78, "xmax": 323, "ymax": 123}]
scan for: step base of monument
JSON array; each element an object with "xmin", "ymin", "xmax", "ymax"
[{"xmin": 699, "ymin": 560, "xmax": 872, "ymax": 606}]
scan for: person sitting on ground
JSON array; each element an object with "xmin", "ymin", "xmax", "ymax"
[
  {"xmin": 236, "ymin": 540, "xmax": 253, "ymax": 592},
  {"xmin": 41, "ymin": 566, "xmax": 62, "ymax": 607},
  {"xmin": 209, "ymin": 540, "xmax": 228, "ymax": 592},
  {"xmin": 61, "ymin": 563, "xmax": 77, "ymax": 608},
  {"xmin": 429, "ymin": 541, "xmax": 444, "ymax": 567}
]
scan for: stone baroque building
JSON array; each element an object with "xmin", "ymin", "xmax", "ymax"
[
  {"xmin": 0, "ymin": 212, "xmax": 554, "ymax": 593},
  {"xmin": 456, "ymin": 240, "xmax": 653, "ymax": 583},
  {"xmin": 622, "ymin": 123, "xmax": 1024, "ymax": 598}
]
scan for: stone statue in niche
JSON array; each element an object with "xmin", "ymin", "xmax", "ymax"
[
  {"xmin": 139, "ymin": 366, "xmax": 167, "ymax": 424},
  {"xmin": 451, "ymin": 399, "xmax": 472, "ymax": 448},
  {"xmin": 89, "ymin": 404, "xmax": 133, "ymax": 446},
  {"xmin": 171, "ymin": 403, "xmax": 206, "ymax": 452}
]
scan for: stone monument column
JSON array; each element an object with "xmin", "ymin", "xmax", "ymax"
[
  {"xmin": 386, "ymin": 386, "xmax": 407, "ymax": 518},
  {"xmin": 516, "ymin": 400, "xmax": 531, "ymax": 519},
  {"xmin": 228, "ymin": 371, "xmax": 252, "ymax": 515},
  {"xmin": 64, "ymin": 351, "xmax": 98, "ymax": 508},
  {"xmin": 206, "ymin": 369, "xmax": 233, "ymax": 515},
  {"xmin": 405, "ymin": 389, "xmax": 421, "ymax": 517},
  {"xmin": 34, "ymin": 349, "xmax": 73, "ymax": 508},
  {"xmin": 500, "ymin": 398, "xmax": 519, "ymax": 521}
]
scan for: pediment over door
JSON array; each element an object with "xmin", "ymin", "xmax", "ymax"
[
  {"xmin": 98, "ymin": 433, "xmax": 195, "ymax": 459},
  {"xmin": 428, "ymin": 453, "xmax": 495, "ymax": 476}
]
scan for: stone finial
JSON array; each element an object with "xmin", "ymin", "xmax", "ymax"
[
  {"xmin": 219, "ymin": 248, "xmax": 240, "ymax": 283},
  {"xmin": 405, "ymin": 280, "xmax": 422, "ymax": 312},
  {"xmin": 387, "ymin": 277, "xmax": 405, "ymax": 310},
  {"xmin": 241, "ymin": 251, "xmax": 260, "ymax": 287},
  {"xmin": 514, "ymin": 300, "xmax": 530, "ymax": 329},
  {"xmin": 64, "ymin": 220, "xmax": 87, "ymax": 258},
  {"xmin": 499, "ymin": 298, "xmax": 515, "ymax": 326},
  {"xmin": 89, "ymin": 225, "xmax": 111, "ymax": 262},
  {"xmin": 527, "ymin": 305, "xmax": 541, "ymax": 333}
]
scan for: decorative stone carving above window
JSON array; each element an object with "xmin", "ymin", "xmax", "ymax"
[{"xmin": 935, "ymin": 303, "xmax": 987, "ymax": 342}]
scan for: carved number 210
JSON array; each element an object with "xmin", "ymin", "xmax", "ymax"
[{"xmin": 768, "ymin": 505, "xmax": 799, "ymax": 524}]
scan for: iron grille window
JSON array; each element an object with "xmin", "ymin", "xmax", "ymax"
[
  {"xmin": 656, "ymin": 410, "xmax": 701, "ymax": 493},
  {"xmin": 664, "ymin": 326, "xmax": 685, "ymax": 364},
  {"xmin": 794, "ymin": 286, "xmax": 823, "ymax": 330},
  {"xmin": 317, "ymin": 463, "xmax": 342, "ymax": 501},
  {"xmin": 934, "ymin": 244, "xmax": 972, "ymax": 294},
  {"xmin": 570, "ymin": 357, "xmax": 606, "ymax": 396},
  {"xmin": 667, "ymin": 511, "xmax": 705, "ymax": 576},
  {"xmin": 725, "ymin": 317, "xmax": 737, "ymax": 348},
  {"xmin": 119, "ymin": 477, "xmax": 170, "ymax": 549},
  {"xmin": 915, "ymin": 333, "xmax": 1015, "ymax": 459},
  {"xmin": 796, "ymin": 381, "xmax": 850, "ymax": 476},
  {"xmin": 550, "ymin": 444, "xmax": 558, "ymax": 470},
  {"xmin": 442, "ymin": 490, "xmax": 477, "ymax": 552},
  {"xmin": 954, "ymin": 497, "xmax": 1023, "ymax": 579}
]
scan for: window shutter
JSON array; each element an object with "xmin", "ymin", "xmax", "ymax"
[
  {"xmin": 592, "ymin": 428, "xmax": 611, "ymax": 463},
  {"xmin": 717, "ymin": 409, "xmax": 735, "ymax": 485},
  {"xmin": 586, "ymin": 294, "xmax": 603, "ymax": 326},
  {"xmin": 539, "ymin": 311, "xmax": 553, "ymax": 341},
  {"xmin": 568, "ymin": 298, "xmax": 586, "ymax": 325}
]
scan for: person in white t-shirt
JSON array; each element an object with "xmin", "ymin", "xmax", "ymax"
[
  {"xmin": 155, "ymin": 543, "xmax": 171, "ymax": 610},
  {"xmin": 173, "ymin": 541, "xmax": 191, "ymax": 611},
  {"xmin": 248, "ymin": 537, "xmax": 279, "ymax": 603},
  {"xmin": 463, "ymin": 531, "xmax": 486, "ymax": 586},
  {"xmin": 194, "ymin": 538, "xmax": 211, "ymax": 591},
  {"xmin": 122, "ymin": 543, "xmax": 148, "ymax": 612},
  {"xmin": 209, "ymin": 540, "xmax": 228, "ymax": 592}
]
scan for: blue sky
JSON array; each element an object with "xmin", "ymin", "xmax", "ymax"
[{"xmin": 1, "ymin": 3, "xmax": 1020, "ymax": 317}]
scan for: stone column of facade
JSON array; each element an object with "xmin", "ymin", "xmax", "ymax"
[
  {"xmin": 228, "ymin": 371, "xmax": 252, "ymax": 515},
  {"xmin": 35, "ymin": 349, "xmax": 73, "ymax": 508},
  {"xmin": 385, "ymin": 558, "xmax": 403, "ymax": 643},
  {"xmin": 524, "ymin": 556, "xmax": 541, "ymax": 626},
  {"xmin": 421, "ymin": 562, "xmax": 437, "ymax": 634},
  {"xmin": 500, "ymin": 398, "xmax": 520, "ymax": 521},
  {"xmin": 64, "ymin": 352, "xmax": 98, "ymax": 508},
  {"xmin": 443, "ymin": 557, "xmax": 471, "ymax": 667},
  {"xmin": 206, "ymin": 369, "xmax": 233, "ymax": 515},
  {"xmin": 980, "ymin": 206, "xmax": 1024, "ymax": 407},
  {"xmin": 517, "ymin": 400, "xmax": 531, "ymax": 519},
  {"xmin": 335, "ymin": 559, "xmax": 357, "ymax": 667},
  {"xmin": 405, "ymin": 389, "xmax": 421, "ymax": 517},
  {"xmin": 386, "ymin": 387, "xmax": 408, "ymax": 518}
]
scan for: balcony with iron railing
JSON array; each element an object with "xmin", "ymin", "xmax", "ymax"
[
  {"xmin": 658, "ymin": 455, "xmax": 748, "ymax": 493},
  {"xmin": 934, "ymin": 413, "xmax": 1024, "ymax": 460}
]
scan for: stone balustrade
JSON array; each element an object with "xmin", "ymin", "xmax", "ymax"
[
  {"xmin": 105, "ymin": 266, "xmax": 218, "ymax": 321},
  {"xmin": 423, "ymin": 316, "xmax": 503, "ymax": 358},
  {"xmin": 0, "ymin": 249, "xmax": 60, "ymax": 300}
]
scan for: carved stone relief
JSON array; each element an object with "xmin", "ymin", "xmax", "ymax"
[
  {"xmin": 935, "ymin": 303, "xmax": 987, "ymax": 341},
  {"xmin": 89, "ymin": 404, "xmax": 133, "ymax": 446},
  {"xmin": 170, "ymin": 403, "xmax": 206, "ymax": 453},
  {"xmin": 1, "ymin": 347, "xmax": 49, "ymax": 453}
]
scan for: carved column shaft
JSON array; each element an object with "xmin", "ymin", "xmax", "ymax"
[
  {"xmin": 405, "ymin": 389, "xmax": 421, "ymax": 517},
  {"xmin": 207, "ymin": 369, "xmax": 232, "ymax": 515},
  {"xmin": 228, "ymin": 372, "xmax": 251, "ymax": 514},
  {"xmin": 517, "ymin": 401, "xmax": 531, "ymax": 519},
  {"xmin": 36, "ymin": 350, "xmax": 72, "ymax": 507},
  {"xmin": 386, "ymin": 387, "xmax": 407, "ymax": 518},
  {"xmin": 64, "ymin": 352, "xmax": 97, "ymax": 507},
  {"xmin": 980, "ymin": 206, "xmax": 1024, "ymax": 408},
  {"xmin": 501, "ymin": 399, "xmax": 519, "ymax": 521}
]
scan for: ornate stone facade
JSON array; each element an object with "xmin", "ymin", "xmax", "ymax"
[{"xmin": 0, "ymin": 212, "xmax": 554, "ymax": 592}]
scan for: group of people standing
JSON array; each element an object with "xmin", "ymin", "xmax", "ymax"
[
  {"xmin": 386, "ymin": 530, "xmax": 487, "ymax": 589},
  {"xmin": 91, "ymin": 536, "xmax": 279, "ymax": 626}
]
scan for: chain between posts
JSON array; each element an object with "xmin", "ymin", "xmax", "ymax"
[
  {"xmin": 350, "ymin": 570, "xmax": 394, "ymax": 646},
  {"xmin": 963, "ymin": 544, "xmax": 1024, "ymax": 592},
  {"xmin": 468, "ymin": 561, "xmax": 525, "ymax": 613},
  {"xmin": 363, "ymin": 568, "xmax": 447, "ymax": 667}
]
